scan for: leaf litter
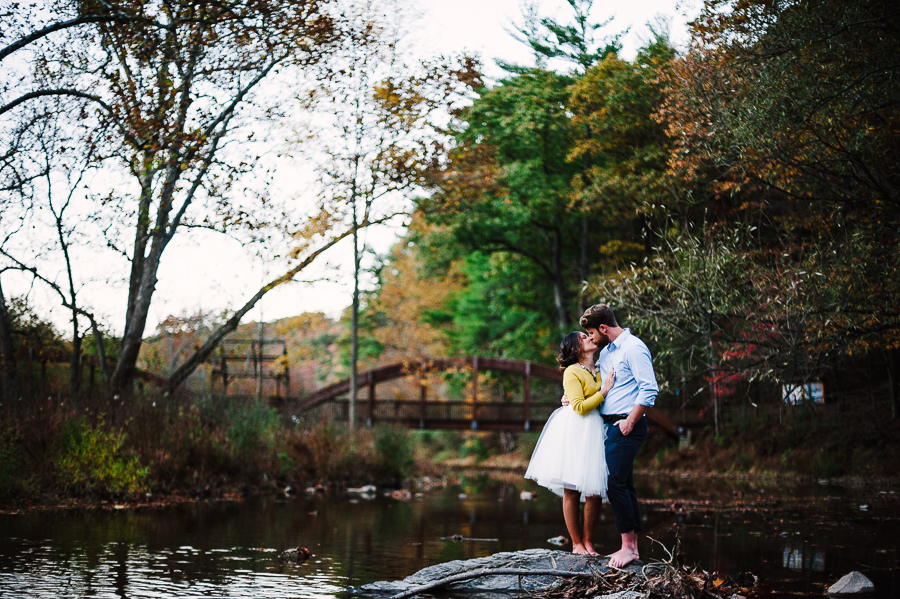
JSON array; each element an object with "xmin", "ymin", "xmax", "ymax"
[{"xmin": 534, "ymin": 538, "xmax": 771, "ymax": 599}]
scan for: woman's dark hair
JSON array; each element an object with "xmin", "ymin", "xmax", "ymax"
[{"xmin": 558, "ymin": 331, "xmax": 585, "ymax": 370}]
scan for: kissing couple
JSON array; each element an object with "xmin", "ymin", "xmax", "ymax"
[{"xmin": 525, "ymin": 304, "xmax": 658, "ymax": 568}]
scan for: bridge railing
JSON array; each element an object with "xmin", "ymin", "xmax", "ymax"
[
  {"xmin": 302, "ymin": 398, "xmax": 680, "ymax": 436},
  {"xmin": 287, "ymin": 357, "xmax": 681, "ymax": 437},
  {"xmin": 306, "ymin": 399, "xmax": 562, "ymax": 430}
]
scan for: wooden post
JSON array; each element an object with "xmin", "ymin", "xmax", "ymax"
[
  {"xmin": 471, "ymin": 357, "xmax": 478, "ymax": 429},
  {"xmin": 28, "ymin": 347, "xmax": 34, "ymax": 395},
  {"xmin": 367, "ymin": 371, "xmax": 375, "ymax": 427},
  {"xmin": 523, "ymin": 361, "xmax": 532, "ymax": 431},
  {"xmin": 283, "ymin": 345, "xmax": 290, "ymax": 398},
  {"xmin": 221, "ymin": 353, "xmax": 228, "ymax": 396},
  {"xmin": 254, "ymin": 341, "xmax": 262, "ymax": 402},
  {"xmin": 419, "ymin": 380, "xmax": 427, "ymax": 429}
]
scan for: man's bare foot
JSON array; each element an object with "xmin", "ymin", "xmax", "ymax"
[
  {"xmin": 583, "ymin": 541, "xmax": 599, "ymax": 556},
  {"xmin": 608, "ymin": 548, "xmax": 639, "ymax": 568},
  {"xmin": 572, "ymin": 543, "xmax": 591, "ymax": 555}
]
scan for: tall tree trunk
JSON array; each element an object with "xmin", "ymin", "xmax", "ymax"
[
  {"xmin": 111, "ymin": 261, "xmax": 158, "ymax": 396},
  {"xmin": 69, "ymin": 309, "xmax": 81, "ymax": 395},
  {"xmin": 349, "ymin": 209, "xmax": 360, "ymax": 430},
  {"xmin": 255, "ymin": 319, "xmax": 264, "ymax": 401},
  {"xmin": 551, "ymin": 229, "xmax": 568, "ymax": 330},
  {"xmin": 112, "ymin": 167, "xmax": 176, "ymax": 395},
  {"xmin": 0, "ymin": 277, "xmax": 18, "ymax": 401},
  {"xmin": 578, "ymin": 216, "xmax": 590, "ymax": 315},
  {"xmin": 112, "ymin": 167, "xmax": 156, "ymax": 396},
  {"xmin": 89, "ymin": 319, "xmax": 109, "ymax": 385}
]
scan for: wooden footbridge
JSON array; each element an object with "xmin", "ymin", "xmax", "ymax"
[{"xmin": 295, "ymin": 357, "xmax": 681, "ymax": 438}]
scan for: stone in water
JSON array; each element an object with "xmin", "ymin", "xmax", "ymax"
[{"xmin": 827, "ymin": 571, "xmax": 874, "ymax": 596}]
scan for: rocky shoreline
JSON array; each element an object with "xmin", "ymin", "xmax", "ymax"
[
  {"xmin": 356, "ymin": 549, "xmax": 877, "ymax": 599},
  {"xmin": 357, "ymin": 548, "xmax": 645, "ymax": 598}
]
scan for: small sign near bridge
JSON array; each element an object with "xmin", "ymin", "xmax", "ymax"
[{"xmin": 782, "ymin": 382, "xmax": 825, "ymax": 404}]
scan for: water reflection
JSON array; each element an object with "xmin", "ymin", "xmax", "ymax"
[
  {"xmin": 783, "ymin": 545, "xmax": 825, "ymax": 573},
  {"xmin": 0, "ymin": 477, "xmax": 897, "ymax": 598}
]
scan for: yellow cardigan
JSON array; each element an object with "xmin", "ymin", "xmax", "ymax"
[{"xmin": 563, "ymin": 364, "xmax": 605, "ymax": 416}]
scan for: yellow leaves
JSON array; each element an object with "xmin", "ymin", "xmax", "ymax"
[
  {"xmin": 273, "ymin": 352, "xmax": 290, "ymax": 372},
  {"xmin": 289, "ymin": 205, "xmax": 342, "ymax": 258}
]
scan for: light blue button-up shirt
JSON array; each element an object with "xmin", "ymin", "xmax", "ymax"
[{"xmin": 595, "ymin": 329, "xmax": 658, "ymax": 415}]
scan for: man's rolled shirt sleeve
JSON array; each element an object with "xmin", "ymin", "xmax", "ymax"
[{"xmin": 632, "ymin": 343, "xmax": 659, "ymax": 408}]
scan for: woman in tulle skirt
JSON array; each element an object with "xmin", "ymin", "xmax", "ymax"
[{"xmin": 525, "ymin": 331, "xmax": 615, "ymax": 555}]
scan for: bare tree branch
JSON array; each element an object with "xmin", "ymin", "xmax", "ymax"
[{"xmin": 0, "ymin": 89, "xmax": 114, "ymax": 118}]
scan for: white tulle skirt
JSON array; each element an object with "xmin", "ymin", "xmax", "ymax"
[{"xmin": 524, "ymin": 406, "xmax": 608, "ymax": 501}]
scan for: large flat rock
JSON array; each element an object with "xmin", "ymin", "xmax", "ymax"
[
  {"xmin": 827, "ymin": 571, "xmax": 875, "ymax": 596},
  {"xmin": 358, "ymin": 548, "xmax": 644, "ymax": 597}
]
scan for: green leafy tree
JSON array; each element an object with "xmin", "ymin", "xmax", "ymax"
[
  {"xmin": 510, "ymin": 0, "xmax": 622, "ymax": 72},
  {"xmin": 424, "ymin": 66, "xmax": 586, "ymax": 334},
  {"xmin": 418, "ymin": 6, "xmax": 675, "ymax": 359},
  {"xmin": 568, "ymin": 34, "xmax": 677, "ymax": 258}
]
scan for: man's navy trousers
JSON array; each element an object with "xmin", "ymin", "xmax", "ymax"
[{"xmin": 604, "ymin": 414, "xmax": 648, "ymax": 534}]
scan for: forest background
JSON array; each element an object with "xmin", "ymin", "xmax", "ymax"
[{"xmin": 1, "ymin": 0, "xmax": 898, "ymax": 504}]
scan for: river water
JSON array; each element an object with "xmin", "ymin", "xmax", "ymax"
[{"xmin": 1, "ymin": 474, "xmax": 897, "ymax": 598}]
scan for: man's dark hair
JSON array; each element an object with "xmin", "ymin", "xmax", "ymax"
[
  {"xmin": 558, "ymin": 331, "xmax": 585, "ymax": 371},
  {"xmin": 579, "ymin": 304, "xmax": 618, "ymax": 330}
]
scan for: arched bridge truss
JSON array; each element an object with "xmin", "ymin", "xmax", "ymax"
[{"xmin": 296, "ymin": 357, "xmax": 680, "ymax": 438}]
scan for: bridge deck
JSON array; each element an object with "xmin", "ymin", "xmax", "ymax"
[
  {"xmin": 303, "ymin": 399, "xmax": 681, "ymax": 437},
  {"xmin": 281, "ymin": 357, "xmax": 682, "ymax": 439}
]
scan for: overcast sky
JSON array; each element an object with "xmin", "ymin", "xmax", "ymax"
[{"xmin": 9, "ymin": 0, "xmax": 700, "ymax": 337}]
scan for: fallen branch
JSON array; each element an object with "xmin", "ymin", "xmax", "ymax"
[
  {"xmin": 539, "ymin": 539, "xmax": 762, "ymax": 599},
  {"xmin": 389, "ymin": 568, "xmax": 594, "ymax": 599}
]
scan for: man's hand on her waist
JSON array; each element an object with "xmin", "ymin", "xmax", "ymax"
[{"xmin": 560, "ymin": 394, "xmax": 569, "ymax": 407}]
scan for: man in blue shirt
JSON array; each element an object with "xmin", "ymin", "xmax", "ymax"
[{"xmin": 576, "ymin": 304, "xmax": 658, "ymax": 567}]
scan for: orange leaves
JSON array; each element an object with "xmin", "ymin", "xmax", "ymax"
[{"xmin": 364, "ymin": 219, "xmax": 464, "ymax": 364}]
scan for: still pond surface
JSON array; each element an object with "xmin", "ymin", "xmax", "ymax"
[{"xmin": 1, "ymin": 474, "xmax": 898, "ymax": 598}]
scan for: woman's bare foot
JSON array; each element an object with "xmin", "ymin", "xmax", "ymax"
[
  {"xmin": 608, "ymin": 547, "xmax": 639, "ymax": 567},
  {"xmin": 583, "ymin": 541, "xmax": 599, "ymax": 555},
  {"xmin": 572, "ymin": 543, "xmax": 591, "ymax": 555}
]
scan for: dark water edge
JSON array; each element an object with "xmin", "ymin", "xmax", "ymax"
[{"xmin": 0, "ymin": 474, "xmax": 897, "ymax": 598}]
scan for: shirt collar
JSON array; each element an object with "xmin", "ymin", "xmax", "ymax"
[{"xmin": 607, "ymin": 328, "xmax": 631, "ymax": 352}]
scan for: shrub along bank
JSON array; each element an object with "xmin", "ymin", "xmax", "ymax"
[
  {"xmin": 0, "ymin": 392, "xmax": 442, "ymax": 506},
  {"xmin": 3, "ymin": 391, "xmax": 898, "ymax": 508},
  {"xmin": 0, "ymin": 391, "xmax": 539, "ymax": 507},
  {"xmin": 638, "ymin": 404, "xmax": 900, "ymax": 483}
]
